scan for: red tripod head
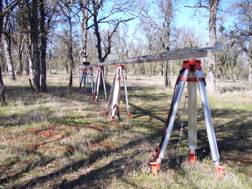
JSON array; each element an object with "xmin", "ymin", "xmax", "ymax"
[{"xmin": 183, "ymin": 59, "xmax": 201, "ymax": 71}]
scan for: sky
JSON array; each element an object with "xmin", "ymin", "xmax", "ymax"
[
  {"xmin": 124, "ymin": 0, "xmax": 238, "ymax": 45},
  {"xmin": 55, "ymin": 0, "xmax": 239, "ymax": 50}
]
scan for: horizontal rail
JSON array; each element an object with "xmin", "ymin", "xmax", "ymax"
[{"xmin": 82, "ymin": 43, "xmax": 222, "ymax": 69}]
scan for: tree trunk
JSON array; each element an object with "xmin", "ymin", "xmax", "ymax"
[
  {"xmin": 207, "ymin": 0, "xmax": 219, "ymax": 92},
  {"xmin": 92, "ymin": 3, "xmax": 107, "ymax": 89},
  {"xmin": 25, "ymin": 59, "xmax": 29, "ymax": 75},
  {"xmin": 80, "ymin": 0, "xmax": 88, "ymax": 64},
  {"xmin": 93, "ymin": 3, "xmax": 103, "ymax": 63},
  {"xmin": 68, "ymin": 18, "xmax": 74, "ymax": 88},
  {"xmin": 26, "ymin": 38, "xmax": 34, "ymax": 79},
  {"xmin": 68, "ymin": 44, "xmax": 74, "ymax": 88},
  {"xmin": 249, "ymin": 24, "xmax": 252, "ymax": 86},
  {"xmin": 160, "ymin": 62, "xmax": 164, "ymax": 76},
  {"xmin": 68, "ymin": 43, "xmax": 74, "ymax": 89},
  {"xmin": 68, "ymin": 58, "xmax": 74, "ymax": 88},
  {"xmin": 28, "ymin": 50, "xmax": 34, "ymax": 83},
  {"xmin": 2, "ymin": 33, "xmax": 16, "ymax": 80},
  {"xmin": 164, "ymin": 61, "xmax": 171, "ymax": 87},
  {"xmin": 39, "ymin": 0, "xmax": 47, "ymax": 92},
  {"xmin": 0, "ymin": 66, "xmax": 7, "ymax": 105},
  {"xmin": 249, "ymin": 63, "xmax": 252, "ymax": 85},
  {"xmin": 0, "ymin": 0, "xmax": 7, "ymax": 105},
  {"xmin": 163, "ymin": 0, "xmax": 172, "ymax": 88},
  {"xmin": 132, "ymin": 63, "xmax": 136, "ymax": 74},
  {"xmin": 148, "ymin": 42, "xmax": 152, "ymax": 77},
  {"xmin": 149, "ymin": 63, "xmax": 152, "ymax": 77},
  {"xmin": 65, "ymin": 64, "xmax": 69, "ymax": 74},
  {"xmin": 17, "ymin": 36, "xmax": 24, "ymax": 75},
  {"xmin": 31, "ymin": 0, "xmax": 40, "ymax": 91}
]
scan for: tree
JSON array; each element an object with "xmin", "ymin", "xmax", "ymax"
[
  {"xmin": 58, "ymin": 1, "xmax": 79, "ymax": 88},
  {"xmin": 25, "ymin": 0, "xmax": 40, "ymax": 91},
  {"xmin": 39, "ymin": 0, "xmax": 57, "ymax": 92},
  {"xmin": 230, "ymin": 0, "xmax": 252, "ymax": 85},
  {"xmin": 80, "ymin": 0, "xmax": 90, "ymax": 65},
  {"xmin": 2, "ymin": 7, "xmax": 16, "ymax": 80},
  {"xmin": 89, "ymin": 0, "xmax": 135, "ymax": 63},
  {"xmin": 39, "ymin": 0, "xmax": 47, "ymax": 92},
  {"xmin": 0, "ymin": 0, "xmax": 19, "ymax": 105},
  {"xmin": 14, "ymin": 0, "xmax": 56, "ymax": 92},
  {"xmin": 140, "ymin": 0, "xmax": 175, "ymax": 87},
  {"xmin": 186, "ymin": 0, "xmax": 220, "ymax": 91},
  {"xmin": 16, "ymin": 1, "xmax": 30, "ymax": 76},
  {"xmin": 176, "ymin": 27, "xmax": 202, "ymax": 48},
  {"xmin": 140, "ymin": 17, "xmax": 157, "ymax": 77},
  {"xmin": 208, "ymin": 0, "xmax": 220, "ymax": 91},
  {"xmin": 16, "ymin": 7, "xmax": 26, "ymax": 76},
  {"xmin": 214, "ymin": 26, "xmax": 243, "ymax": 81},
  {"xmin": 31, "ymin": 0, "xmax": 40, "ymax": 91},
  {"xmin": 160, "ymin": 0, "xmax": 173, "ymax": 88}
]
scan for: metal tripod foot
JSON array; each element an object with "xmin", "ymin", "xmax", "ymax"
[
  {"xmin": 127, "ymin": 112, "xmax": 132, "ymax": 119},
  {"xmin": 149, "ymin": 161, "xmax": 161, "ymax": 175},
  {"xmin": 215, "ymin": 164, "xmax": 225, "ymax": 175},
  {"xmin": 188, "ymin": 150, "xmax": 197, "ymax": 164}
]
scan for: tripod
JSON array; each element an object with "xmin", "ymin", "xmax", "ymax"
[
  {"xmin": 93, "ymin": 66, "xmax": 107, "ymax": 101},
  {"xmin": 107, "ymin": 64, "xmax": 131, "ymax": 121},
  {"xmin": 149, "ymin": 59, "xmax": 224, "ymax": 174},
  {"xmin": 80, "ymin": 68, "xmax": 95, "ymax": 93}
]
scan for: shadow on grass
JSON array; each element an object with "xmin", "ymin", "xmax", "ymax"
[
  {"xmin": 5, "ymin": 86, "xmax": 90, "ymax": 105},
  {"xmin": 2, "ymin": 84, "xmax": 252, "ymax": 188},
  {"xmin": 0, "ymin": 151, "xmax": 55, "ymax": 186},
  {"xmin": 0, "ymin": 107, "xmax": 53, "ymax": 127},
  {"xmin": 128, "ymin": 102, "xmax": 167, "ymax": 123},
  {"xmin": 218, "ymin": 86, "xmax": 247, "ymax": 94},
  {"xmin": 13, "ymin": 129, "xmax": 161, "ymax": 189},
  {"xmin": 52, "ymin": 152, "xmax": 141, "ymax": 189}
]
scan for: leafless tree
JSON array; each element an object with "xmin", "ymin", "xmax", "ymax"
[
  {"xmin": 230, "ymin": 0, "xmax": 252, "ymax": 85},
  {"xmin": 39, "ymin": 0, "xmax": 58, "ymax": 92},
  {"xmin": 16, "ymin": 6, "xmax": 26, "ymax": 76},
  {"xmin": 16, "ymin": 1, "xmax": 30, "ymax": 75},
  {"xmin": 39, "ymin": 0, "xmax": 47, "ymax": 92},
  {"xmin": 58, "ymin": 1, "xmax": 79, "ymax": 88},
  {"xmin": 80, "ymin": 0, "xmax": 90, "ymax": 65},
  {"xmin": 2, "ymin": 6, "xmax": 16, "ymax": 80},
  {"xmin": 186, "ymin": 0, "xmax": 220, "ymax": 91},
  {"xmin": 0, "ymin": 0, "xmax": 20, "ymax": 105},
  {"xmin": 88, "ymin": 0, "xmax": 135, "ymax": 63},
  {"xmin": 140, "ymin": 18, "xmax": 156, "ymax": 77},
  {"xmin": 176, "ymin": 27, "xmax": 202, "ymax": 48},
  {"xmin": 25, "ymin": 0, "xmax": 40, "ymax": 91},
  {"xmin": 160, "ymin": 0, "xmax": 174, "ymax": 88},
  {"xmin": 141, "ymin": 0, "xmax": 175, "ymax": 87}
]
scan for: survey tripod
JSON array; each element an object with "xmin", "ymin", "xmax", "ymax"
[
  {"xmin": 106, "ymin": 64, "xmax": 131, "ymax": 121},
  {"xmin": 149, "ymin": 59, "xmax": 224, "ymax": 174},
  {"xmin": 93, "ymin": 66, "xmax": 107, "ymax": 101},
  {"xmin": 79, "ymin": 64, "xmax": 95, "ymax": 94}
]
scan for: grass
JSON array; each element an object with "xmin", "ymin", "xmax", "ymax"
[{"xmin": 0, "ymin": 73, "xmax": 251, "ymax": 189}]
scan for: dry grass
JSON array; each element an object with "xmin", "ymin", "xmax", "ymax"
[{"xmin": 0, "ymin": 73, "xmax": 251, "ymax": 189}]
